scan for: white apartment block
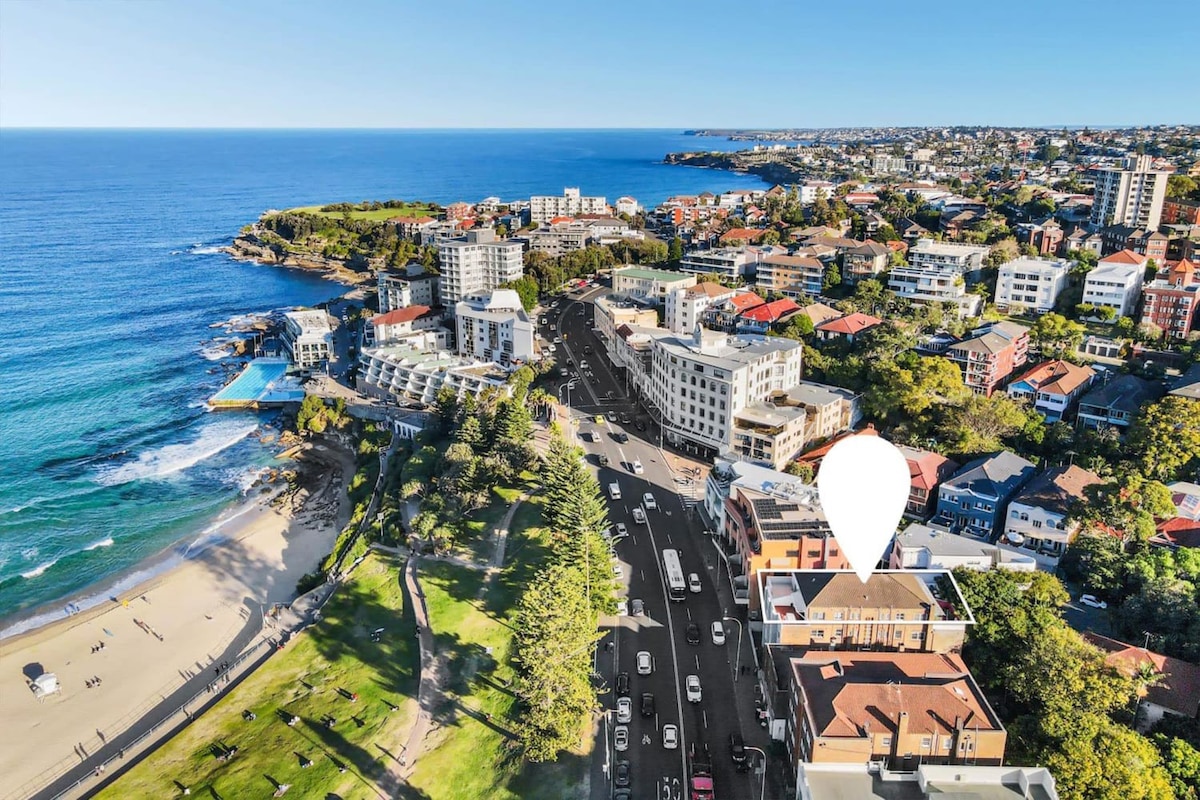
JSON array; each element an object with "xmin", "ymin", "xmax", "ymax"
[
  {"xmin": 679, "ymin": 247, "xmax": 756, "ymax": 281},
  {"xmin": 797, "ymin": 181, "xmax": 837, "ymax": 205},
  {"xmin": 872, "ymin": 154, "xmax": 907, "ymax": 173},
  {"xmin": 611, "ymin": 265, "xmax": 696, "ymax": 305},
  {"xmin": 282, "ymin": 310, "xmax": 333, "ymax": 372},
  {"xmin": 887, "ymin": 264, "xmax": 984, "ymax": 317},
  {"xmin": 646, "ymin": 328, "xmax": 804, "ymax": 456},
  {"xmin": 615, "ymin": 196, "xmax": 640, "ymax": 216},
  {"xmin": 995, "ymin": 257, "xmax": 1070, "ymax": 313},
  {"xmin": 592, "ymin": 294, "xmax": 661, "ymax": 360},
  {"xmin": 907, "ymin": 238, "xmax": 990, "ymax": 275},
  {"xmin": 378, "ymin": 265, "xmax": 439, "ymax": 312},
  {"xmin": 728, "ymin": 403, "xmax": 809, "ymax": 471},
  {"xmin": 454, "ymin": 289, "xmax": 537, "ymax": 366},
  {"xmin": 525, "ymin": 223, "xmax": 592, "ymax": 256},
  {"xmin": 664, "ymin": 282, "xmax": 737, "ymax": 334},
  {"xmin": 437, "ymin": 229, "xmax": 524, "ymax": 304},
  {"xmin": 1089, "ymin": 154, "xmax": 1169, "ymax": 231},
  {"xmin": 1083, "ymin": 261, "xmax": 1143, "ymax": 317},
  {"xmin": 358, "ymin": 346, "xmax": 511, "ymax": 406},
  {"xmin": 528, "ymin": 187, "xmax": 607, "ymax": 223}
]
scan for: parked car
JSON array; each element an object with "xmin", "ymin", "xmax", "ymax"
[
  {"xmin": 620, "ymin": 413, "xmax": 632, "ymax": 424},
  {"xmin": 662, "ymin": 724, "xmax": 679, "ymax": 749},
  {"xmin": 607, "ymin": 412, "xmax": 618, "ymax": 422},
  {"xmin": 632, "ymin": 507, "xmax": 646, "ymax": 525},
  {"xmin": 598, "ymin": 454, "xmax": 610, "ymax": 467},
  {"xmin": 615, "ymin": 725, "xmax": 629, "ymax": 752},
  {"xmin": 730, "ymin": 732, "xmax": 747, "ymax": 768},
  {"xmin": 595, "ymin": 415, "xmax": 605, "ymax": 424},
  {"xmin": 615, "ymin": 598, "xmax": 628, "ymax": 616},
  {"xmin": 711, "ymin": 621, "xmax": 726, "ymax": 645},
  {"xmin": 1080, "ymin": 594, "xmax": 1108, "ymax": 609},
  {"xmin": 616, "ymin": 696, "xmax": 632, "ymax": 724},
  {"xmin": 643, "ymin": 492, "xmax": 657, "ymax": 510},
  {"xmin": 615, "ymin": 671, "xmax": 629, "ymax": 696},
  {"xmin": 612, "ymin": 563, "xmax": 623, "ymax": 578},
  {"xmin": 614, "ymin": 789, "xmax": 632, "ymax": 800},
  {"xmin": 614, "ymin": 522, "xmax": 628, "ymax": 538},
  {"xmin": 688, "ymin": 573, "xmax": 702, "ymax": 594},
  {"xmin": 615, "ymin": 759, "xmax": 630, "ymax": 787},
  {"xmin": 641, "ymin": 692, "xmax": 655, "ymax": 717},
  {"xmin": 632, "ymin": 599, "xmax": 645, "ymax": 616},
  {"xmin": 614, "ymin": 432, "xmax": 629, "ymax": 443},
  {"xmin": 686, "ymin": 675, "xmax": 702, "ymax": 703},
  {"xmin": 631, "ymin": 460, "xmax": 644, "ymax": 475},
  {"xmin": 584, "ymin": 346, "xmax": 593, "ymax": 355},
  {"xmin": 686, "ymin": 622, "xmax": 701, "ymax": 645},
  {"xmin": 636, "ymin": 650, "xmax": 652, "ymax": 675}
]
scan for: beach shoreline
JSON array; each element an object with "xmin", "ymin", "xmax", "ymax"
[{"xmin": 0, "ymin": 437, "xmax": 356, "ymax": 798}]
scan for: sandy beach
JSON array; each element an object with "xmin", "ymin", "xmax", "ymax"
[{"xmin": 0, "ymin": 440, "xmax": 356, "ymax": 798}]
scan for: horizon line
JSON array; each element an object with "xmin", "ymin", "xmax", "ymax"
[{"xmin": 2, "ymin": 123, "xmax": 1196, "ymax": 132}]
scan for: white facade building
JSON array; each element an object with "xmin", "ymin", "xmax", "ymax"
[
  {"xmin": 528, "ymin": 187, "xmax": 607, "ymax": 223},
  {"xmin": 891, "ymin": 523, "xmax": 1037, "ymax": 572},
  {"xmin": 679, "ymin": 247, "xmax": 759, "ymax": 281},
  {"xmin": 664, "ymin": 282, "xmax": 737, "ymax": 334},
  {"xmin": 995, "ymin": 257, "xmax": 1070, "ymax": 313},
  {"xmin": 378, "ymin": 265, "xmax": 439, "ymax": 312},
  {"xmin": 614, "ymin": 196, "xmax": 640, "ymax": 216},
  {"xmin": 358, "ymin": 345, "xmax": 511, "ymax": 405},
  {"xmin": 282, "ymin": 310, "xmax": 333, "ymax": 372},
  {"xmin": 454, "ymin": 289, "xmax": 536, "ymax": 366},
  {"xmin": 887, "ymin": 264, "xmax": 983, "ymax": 316},
  {"xmin": 1083, "ymin": 259, "xmax": 1144, "ymax": 317},
  {"xmin": 437, "ymin": 229, "xmax": 524, "ymax": 304},
  {"xmin": 1089, "ymin": 154, "xmax": 1169, "ymax": 231},
  {"xmin": 907, "ymin": 238, "xmax": 990, "ymax": 274},
  {"xmin": 611, "ymin": 265, "xmax": 696, "ymax": 305}
]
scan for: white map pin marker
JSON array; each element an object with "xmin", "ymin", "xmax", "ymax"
[{"xmin": 817, "ymin": 436, "xmax": 910, "ymax": 583}]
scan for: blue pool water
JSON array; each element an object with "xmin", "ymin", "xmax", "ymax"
[{"xmin": 210, "ymin": 359, "xmax": 291, "ymax": 404}]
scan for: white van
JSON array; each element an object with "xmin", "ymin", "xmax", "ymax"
[{"xmin": 608, "ymin": 482, "xmax": 622, "ymax": 501}]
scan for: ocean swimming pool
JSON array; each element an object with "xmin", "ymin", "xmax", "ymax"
[{"xmin": 209, "ymin": 359, "xmax": 297, "ymax": 406}]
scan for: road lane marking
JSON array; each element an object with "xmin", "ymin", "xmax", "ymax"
[{"xmin": 703, "ymin": 710, "xmax": 709, "ymax": 729}]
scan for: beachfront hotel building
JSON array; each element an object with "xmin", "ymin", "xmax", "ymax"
[
  {"xmin": 357, "ymin": 345, "xmax": 510, "ymax": 405},
  {"xmin": 282, "ymin": 310, "xmax": 333, "ymax": 373},
  {"xmin": 528, "ymin": 187, "xmax": 608, "ymax": 223},
  {"xmin": 453, "ymin": 289, "xmax": 537, "ymax": 366},
  {"xmin": 437, "ymin": 229, "xmax": 524, "ymax": 304}
]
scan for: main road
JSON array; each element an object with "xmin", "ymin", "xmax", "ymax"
[{"xmin": 537, "ymin": 283, "xmax": 765, "ymax": 800}]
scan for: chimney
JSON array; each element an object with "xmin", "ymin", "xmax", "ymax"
[{"xmin": 897, "ymin": 712, "xmax": 909, "ymax": 736}]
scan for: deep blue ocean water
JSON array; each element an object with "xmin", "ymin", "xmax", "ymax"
[{"xmin": 0, "ymin": 129, "xmax": 764, "ymax": 629}]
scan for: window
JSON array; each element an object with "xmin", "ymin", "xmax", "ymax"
[
  {"xmin": 921, "ymin": 737, "xmax": 932, "ymax": 749},
  {"xmin": 895, "ymin": 613, "xmax": 905, "ymax": 620},
  {"xmin": 834, "ymin": 612, "xmax": 844, "ymax": 620},
  {"xmin": 881, "ymin": 736, "xmax": 892, "ymax": 747},
  {"xmin": 810, "ymin": 611, "xmax": 825, "ymax": 620},
  {"xmin": 811, "ymin": 629, "xmax": 824, "ymax": 638},
  {"xmin": 912, "ymin": 631, "xmax": 923, "ymax": 640}
]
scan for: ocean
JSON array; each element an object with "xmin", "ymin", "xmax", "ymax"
[{"xmin": 0, "ymin": 129, "xmax": 765, "ymax": 631}]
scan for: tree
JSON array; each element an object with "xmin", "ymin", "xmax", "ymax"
[
  {"xmin": 667, "ymin": 237, "xmax": 684, "ymax": 263},
  {"xmin": 1043, "ymin": 713, "xmax": 1174, "ymax": 800},
  {"xmin": 500, "ymin": 275, "xmax": 540, "ymax": 311},
  {"xmin": 1153, "ymin": 734, "xmax": 1200, "ymax": 800},
  {"xmin": 1059, "ymin": 533, "xmax": 1127, "ymax": 596},
  {"xmin": 1129, "ymin": 397, "xmax": 1200, "ymax": 482},
  {"xmin": 760, "ymin": 228, "xmax": 781, "ymax": 246},
  {"xmin": 778, "ymin": 313, "xmax": 814, "ymax": 340},
  {"xmin": 1167, "ymin": 174, "xmax": 1198, "ymax": 199},
  {"xmin": 1030, "ymin": 313, "xmax": 1086, "ymax": 357},
  {"xmin": 822, "ymin": 261, "xmax": 841, "ymax": 290},
  {"xmin": 784, "ymin": 461, "xmax": 815, "ymax": 483},
  {"xmin": 296, "ymin": 394, "xmax": 330, "ymax": 434},
  {"xmin": 986, "ymin": 238, "xmax": 1019, "ymax": 268},
  {"xmin": 939, "ymin": 393, "xmax": 1030, "ymax": 456}
]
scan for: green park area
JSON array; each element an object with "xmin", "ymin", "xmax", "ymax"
[
  {"xmin": 95, "ymin": 553, "xmax": 419, "ymax": 800},
  {"xmin": 284, "ymin": 204, "xmax": 438, "ymax": 221}
]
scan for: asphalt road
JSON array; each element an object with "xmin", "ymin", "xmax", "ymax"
[{"xmin": 537, "ymin": 285, "xmax": 768, "ymax": 800}]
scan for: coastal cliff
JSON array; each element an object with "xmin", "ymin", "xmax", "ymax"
[
  {"xmin": 225, "ymin": 230, "xmax": 376, "ymax": 286},
  {"xmin": 664, "ymin": 150, "xmax": 810, "ymax": 186}
]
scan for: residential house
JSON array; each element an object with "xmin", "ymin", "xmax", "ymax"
[
  {"xmin": 897, "ymin": 218, "xmax": 930, "ymax": 241},
  {"xmin": 611, "ymin": 265, "xmax": 696, "ymax": 305},
  {"xmin": 930, "ymin": 452, "xmax": 1038, "ymax": 538},
  {"xmin": 896, "ymin": 445, "xmax": 960, "ymax": 519},
  {"xmin": 1016, "ymin": 219, "xmax": 1064, "ymax": 256},
  {"xmin": 443, "ymin": 201, "xmax": 473, "ymax": 221},
  {"xmin": 1003, "ymin": 466, "xmax": 1103, "ymax": 558},
  {"xmin": 719, "ymin": 227, "xmax": 770, "ymax": 245},
  {"xmin": 1169, "ymin": 363, "xmax": 1200, "ymax": 401},
  {"xmin": 1084, "ymin": 633, "xmax": 1200, "ymax": 728},
  {"xmin": 814, "ymin": 312, "xmax": 883, "ymax": 344},
  {"xmin": 1063, "ymin": 226, "xmax": 1105, "ymax": 257},
  {"xmin": 663, "ymin": 281, "xmax": 736, "ymax": 334},
  {"xmin": 798, "ymin": 303, "xmax": 843, "ymax": 328},
  {"xmin": 946, "ymin": 321, "xmax": 1030, "ymax": 396},
  {"xmin": 994, "ymin": 257, "xmax": 1070, "ymax": 314},
  {"xmin": 891, "ymin": 523, "xmax": 1037, "ymax": 572},
  {"xmin": 1083, "ymin": 250, "xmax": 1147, "ymax": 317},
  {"xmin": 842, "ymin": 241, "xmax": 891, "ymax": 285},
  {"xmin": 1077, "ymin": 373, "xmax": 1163, "ymax": 430},
  {"xmin": 614, "ymin": 196, "xmax": 640, "ymax": 217},
  {"xmin": 702, "ymin": 291, "xmax": 766, "ymax": 332},
  {"xmin": 1141, "ymin": 259, "xmax": 1199, "ymax": 340},
  {"xmin": 370, "ymin": 305, "xmax": 442, "ymax": 345},
  {"xmin": 736, "ymin": 298, "xmax": 801, "ymax": 334},
  {"xmin": 1006, "ymin": 359, "xmax": 1095, "ymax": 421}
]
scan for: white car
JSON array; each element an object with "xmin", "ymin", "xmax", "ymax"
[
  {"xmin": 688, "ymin": 573, "xmax": 702, "ymax": 594},
  {"xmin": 615, "ymin": 599, "xmax": 628, "ymax": 616},
  {"xmin": 614, "ymin": 522, "xmax": 628, "ymax": 538},
  {"xmin": 554, "ymin": 336, "xmax": 562, "ymax": 344},
  {"xmin": 662, "ymin": 724, "xmax": 679, "ymax": 749},
  {"xmin": 632, "ymin": 507, "xmax": 646, "ymax": 525},
  {"xmin": 616, "ymin": 696, "xmax": 632, "ymax": 724},
  {"xmin": 612, "ymin": 563, "xmax": 623, "ymax": 578},
  {"xmin": 580, "ymin": 360, "xmax": 589, "ymax": 370},
  {"xmin": 642, "ymin": 492, "xmax": 657, "ymax": 510},
  {"xmin": 615, "ymin": 725, "xmax": 629, "ymax": 751},
  {"xmin": 631, "ymin": 460, "xmax": 644, "ymax": 475},
  {"xmin": 711, "ymin": 621, "xmax": 726, "ymax": 645},
  {"xmin": 1079, "ymin": 594, "xmax": 1108, "ymax": 609},
  {"xmin": 546, "ymin": 344, "xmax": 556, "ymax": 353},
  {"xmin": 636, "ymin": 650, "xmax": 652, "ymax": 675},
  {"xmin": 686, "ymin": 675, "xmax": 702, "ymax": 703}
]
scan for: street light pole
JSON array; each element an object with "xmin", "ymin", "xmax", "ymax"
[
  {"xmin": 723, "ymin": 615, "xmax": 744, "ymax": 682},
  {"xmin": 744, "ymin": 746, "xmax": 768, "ymax": 800}
]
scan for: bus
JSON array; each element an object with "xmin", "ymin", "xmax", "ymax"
[{"xmin": 662, "ymin": 549, "xmax": 687, "ymax": 602}]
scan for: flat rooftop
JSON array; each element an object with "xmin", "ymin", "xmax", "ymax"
[
  {"xmin": 613, "ymin": 266, "xmax": 694, "ymax": 282},
  {"xmin": 804, "ymin": 770, "xmax": 1054, "ymax": 800}
]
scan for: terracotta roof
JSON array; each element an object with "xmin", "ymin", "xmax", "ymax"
[
  {"xmin": 1013, "ymin": 465, "xmax": 1103, "ymax": 514},
  {"xmin": 1010, "ymin": 359, "xmax": 1095, "ymax": 397},
  {"xmin": 1084, "ymin": 633, "xmax": 1200, "ymax": 717},
  {"xmin": 816, "ymin": 312, "xmax": 883, "ymax": 336},
  {"xmin": 896, "ymin": 445, "xmax": 959, "ymax": 492},
  {"xmin": 727, "ymin": 292, "xmax": 766, "ymax": 312},
  {"xmin": 719, "ymin": 227, "xmax": 768, "ymax": 243},
  {"xmin": 1152, "ymin": 516, "xmax": 1200, "ymax": 548},
  {"xmin": 799, "ymin": 572, "xmax": 938, "ymax": 613},
  {"xmin": 685, "ymin": 281, "xmax": 733, "ymax": 298},
  {"xmin": 372, "ymin": 305, "xmax": 433, "ymax": 326},
  {"xmin": 548, "ymin": 215, "xmax": 575, "ymax": 225},
  {"xmin": 1099, "ymin": 249, "xmax": 1147, "ymax": 266},
  {"xmin": 798, "ymin": 427, "xmax": 879, "ymax": 466},
  {"xmin": 740, "ymin": 298, "xmax": 800, "ymax": 323},
  {"xmin": 762, "ymin": 254, "xmax": 824, "ymax": 269}
]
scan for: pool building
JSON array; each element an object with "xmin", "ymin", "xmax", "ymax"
[{"xmin": 208, "ymin": 358, "xmax": 306, "ymax": 409}]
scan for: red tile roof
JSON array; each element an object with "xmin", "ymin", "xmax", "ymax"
[
  {"xmin": 719, "ymin": 227, "xmax": 768, "ymax": 243},
  {"xmin": 1100, "ymin": 249, "xmax": 1148, "ymax": 266},
  {"xmin": 739, "ymin": 298, "xmax": 800, "ymax": 323},
  {"xmin": 727, "ymin": 292, "xmax": 766, "ymax": 312},
  {"xmin": 1011, "ymin": 359, "xmax": 1095, "ymax": 397},
  {"xmin": 816, "ymin": 312, "xmax": 883, "ymax": 336},
  {"xmin": 1153, "ymin": 516, "xmax": 1200, "ymax": 549},
  {"xmin": 372, "ymin": 305, "xmax": 433, "ymax": 326},
  {"xmin": 901, "ymin": 447, "xmax": 959, "ymax": 492},
  {"xmin": 1084, "ymin": 633, "xmax": 1200, "ymax": 717}
]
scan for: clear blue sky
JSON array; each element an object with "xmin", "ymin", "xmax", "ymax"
[{"xmin": 2, "ymin": 0, "xmax": 1196, "ymax": 128}]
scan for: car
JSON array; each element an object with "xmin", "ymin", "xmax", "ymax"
[
  {"xmin": 612, "ymin": 563, "xmax": 623, "ymax": 578},
  {"xmin": 643, "ymin": 492, "xmax": 657, "ymax": 510},
  {"xmin": 614, "ymin": 522, "xmax": 628, "ymax": 537},
  {"xmin": 554, "ymin": 336, "xmax": 562, "ymax": 343},
  {"xmin": 688, "ymin": 572, "xmax": 702, "ymax": 594},
  {"xmin": 632, "ymin": 507, "xmax": 646, "ymax": 525},
  {"xmin": 615, "ymin": 599, "xmax": 628, "ymax": 616},
  {"xmin": 631, "ymin": 460, "xmax": 644, "ymax": 475},
  {"xmin": 615, "ymin": 671, "xmax": 630, "ymax": 696},
  {"xmin": 614, "ymin": 431, "xmax": 629, "ymax": 443},
  {"xmin": 607, "ymin": 412, "xmax": 618, "ymax": 422},
  {"xmin": 1080, "ymin": 594, "xmax": 1108, "ymax": 609},
  {"xmin": 632, "ymin": 599, "xmax": 645, "ymax": 617},
  {"xmin": 546, "ymin": 344, "xmax": 556, "ymax": 352},
  {"xmin": 616, "ymin": 696, "xmax": 632, "ymax": 723},
  {"xmin": 621, "ymin": 413, "xmax": 632, "ymax": 424},
  {"xmin": 580, "ymin": 360, "xmax": 589, "ymax": 370},
  {"xmin": 584, "ymin": 346, "xmax": 593, "ymax": 355},
  {"xmin": 685, "ymin": 622, "xmax": 701, "ymax": 645},
  {"xmin": 558, "ymin": 368, "xmax": 569, "ymax": 378},
  {"xmin": 614, "ymin": 760, "xmax": 630, "ymax": 788},
  {"xmin": 662, "ymin": 724, "xmax": 679, "ymax": 749},
  {"xmin": 730, "ymin": 733, "xmax": 747, "ymax": 768},
  {"xmin": 614, "ymin": 725, "xmax": 629, "ymax": 752},
  {"xmin": 539, "ymin": 317, "xmax": 546, "ymax": 325},
  {"xmin": 636, "ymin": 650, "xmax": 652, "ymax": 675},
  {"xmin": 686, "ymin": 675, "xmax": 702, "ymax": 703},
  {"xmin": 640, "ymin": 692, "xmax": 655, "ymax": 717},
  {"xmin": 614, "ymin": 790, "xmax": 632, "ymax": 800},
  {"xmin": 594, "ymin": 415, "xmax": 605, "ymax": 424},
  {"xmin": 606, "ymin": 390, "xmax": 615, "ymax": 399},
  {"xmin": 551, "ymin": 301, "xmax": 560, "ymax": 308},
  {"xmin": 711, "ymin": 621, "xmax": 726, "ymax": 645},
  {"xmin": 598, "ymin": 454, "xmax": 610, "ymax": 467}
]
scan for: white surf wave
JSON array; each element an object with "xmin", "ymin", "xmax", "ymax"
[
  {"xmin": 83, "ymin": 537, "xmax": 115, "ymax": 551},
  {"xmin": 189, "ymin": 244, "xmax": 225, "ymax": 255},
  {"xmin": 21, "ymin": 558, "xmax": 59, "ymax": 579},
  {"xmin": 94, "ymin": 420, "xmax": 259, "ymax": 486},
  {"xmin": 5, "ymin": 497, "xmax": 52, "ymax": 515}
]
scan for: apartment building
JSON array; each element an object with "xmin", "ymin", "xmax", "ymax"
[
  {"xmin": 377, "ymin": 264, "xmax": 440, "ymax": 312},
  {"xmin": 907, "ymin": 238, "xmax": 990, "ymax": 276},
  {"xmin": 1077, "ymin": 373, "xmax": 1163, "ymax": 430},
  {"xmin": 888, "ymin": 263, "xmax": 984, "ymax": 317},
  {"xmin": 370, "ymin": 305, "xmax": 443, "ymax": 346},
  {"xmin": 896, "ymin": 445, "xmax": 960, "ymax": 519},
  {"xmin": 1082, "ymin": 250, "xmax": 1147, "ymax": 317},
  {"xmin": 1006, "ymin": 359, "xmax": 1095, "ymax": 421},
  {"xmin": 680, "ymin": 245, "xmax": 784, "ymax": 281},
  {"xmin": 930, "ymin": 451, "xmax": 1038, "ymax": 538},
  {"xmin": 1016, "ymin": 219, "xmax": 1064, "ymax": 256},
  {"xmin": 1141, "ymin": 259, "xmax": 1199, "ymax": 339},
  {"xmin": 946, "ymin": 321, "xmax": 1030, "ymax": 396},
  {"xmin": 524, "ymin": 222, "xmax": 592, "ymax": 256},
  {"xmin": 1003, "ymin": 465, "xmax": 1103, "ymax": 559},
  {"xmin": 664, "ymin": 282, "xmax": 736, "ymax": 334},
  {"xmin": 454, "ymin": 289, "xmax": 536, "ymax": 366},
  {"xmin": 592, "ymin": 294, "xmax": 660, "ymax": 364},
  {"xmin": 611, "ymin": 265, "xmax": 696, "ymax": 305},
  {"xmin": 1101, "ymin": 225, "xmax": 1169, "ymax": 260},
  {"xmin": 1162, "ymin": 197, "xmax": 1200, "ymax": 226},
  {"xmin": 756, "ymin": 253, "xmax": 826, "ymax": 295},
  {"xmin": 281, "ymin": 310, "xmax": 333, "ymax": 372},
  {"xmin": 994, "ymin": 256, "xmax": 1070, "ymax": 313},
  {"xmin": 702, "ymin": 291, "xmax": 767, "ymax": 333},
  {"xmin": 728, "ymin": 403, "xmax": 809, "ymax": 471},
  {"xmin": 358, "ymin": 345, "xmax": 510, "ymax": 405},
  {"xmin": 528, "ymin": 187, "xmax": 607, "ymax": 223},
  {"xmin": 437, "ymin": 229, "xmax": 524, "ymax": 304},
  {"xmin": 645, "ymin": 327, "xmax": 804, "ymax": 458},
  {"xmin": 797, "ymin": 764, "xmax": 1059, "ymax": 800},
  {"xmin": 703, "ymin": 458, "xmax": 807, "ymax": 557},
  {"xmin": 891, "ymin": 523, "xmax": 1037, "ymax": 572},
  {"xmin": 1089, "ymin": 154, "xmax": 1169, "ymax": 231},
  {"xmin": 842, "ymin": 241, "xmax": 891, "ymax": 284}
]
